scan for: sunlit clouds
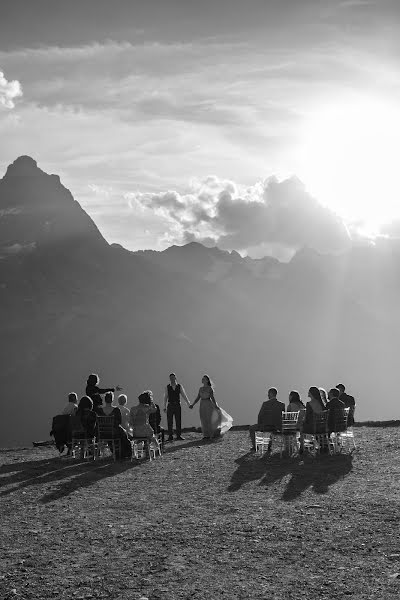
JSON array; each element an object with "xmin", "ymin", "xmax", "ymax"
[
  {"xmin": 1, "ymin": 0, "xmax": 400, "ymax": 257},
  {"xmin": 0, "ymin": 71, "xmax": 22, "ymax": 108}
]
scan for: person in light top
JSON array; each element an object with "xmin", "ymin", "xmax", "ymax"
[
  {"xmin": 62, "ymin": 392, "xmax": 78, "ymax": 415},
  {"xmin": 117, "ymin": 394, "xmax": 132, "ymax": 435}
]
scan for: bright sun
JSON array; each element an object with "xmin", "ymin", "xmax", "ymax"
[{"xmin": 297, "ymin": 96, "xmax": 400, "ymax": 232}]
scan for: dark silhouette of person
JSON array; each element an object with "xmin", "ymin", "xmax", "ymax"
[
  {"xmin": 163, "ymin": 373, "xmax": 191, "ymax": 442},
  {"xmin": 327, "ymin": 388, "xmax": 346, "ymax": 433},
  {"xmin": 148, "ymin": 402, "xmax": 165, "ymax": 449},
  {"xmin": 74, "ymin": 395, "xmax": 97, "ymax": 439},
  {"xmin": 336, "ymin": 383, "xmax": 356, "ymax": 426},
  {"xmin": 302, "ymin": 386, "xmax": 326, "ymax": 434},
  {"xmin": 249, "ymin": 387, "xmax": 285, "ymax": 450},
  {"xmin": 85, "ymin": 373, "xmax": 122, "ymax": 415}
]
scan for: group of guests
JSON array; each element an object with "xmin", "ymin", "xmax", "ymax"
[
  {"xmin": 249, "ymin": 383, "xmax": 356, "ymax": 451},
  {"xmin": 52, "ymin": 374, "xmax": 165, "ymax": 459}
]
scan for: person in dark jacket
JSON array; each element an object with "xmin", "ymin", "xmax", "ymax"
[
  {"xmin": 249, "ymin": 387, "xmax": 285, "ymax": 450},
  {"xmin": 148, "ymin": 401, "xmax": 165, "ymax": 449},
  {"xmin": 336, "ymin": 383, "xmax": 356, "ymax": 426},
  {"xmin": 327, "ymin": 388, "xmax": 346, "ymax": 433},
  {"xmin": 85, "ymin": 373, "xmax": 122, "ymax": 415}
]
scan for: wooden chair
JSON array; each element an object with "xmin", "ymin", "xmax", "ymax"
[
  {"xmin": 334, "ymin": 408, "xmax": 356, "ymax": 452},
  {"xmin": 280, "ymin": 411, "xmax": 300, "ymax": 457},
  {"xmin": 70, "ymin": 416, "xmax": 96, "ymax": 460},
  {"xmin": 313, "ymin": 411, "xmax": 334, "ymax": 455},
  {"xmin": 301, "ymin": 411, "xmax": 333, "ymax": 456},
  {"xmin": 329, "ymin": 407, "xmax": 349, "ymax": 453},
  {"xmin": 96, "ymin": 416, "xmax": 121, "ymax": 461},
  {"xmin": 255, "ymin": 431, "xmax": 272, "ymax": 456}
]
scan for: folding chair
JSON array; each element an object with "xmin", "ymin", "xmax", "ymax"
[
  {"xmin": 280, "ymin": 411, "xmax": 300, "ymax": 457},
  {"xmin": 96, "ymin": 416, "xmax": 121, "ymax": 461}
]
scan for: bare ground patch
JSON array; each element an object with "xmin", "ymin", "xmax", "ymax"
[{"xmin": 1, "ymin": 428, "xmax": 400, "ymax": 599}]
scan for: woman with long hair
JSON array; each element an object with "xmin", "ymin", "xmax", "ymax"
[
  {"xmin": 287, "ymin": 390, "xmax": 306, "ymax": 429},
  {"xmin": 190, "ymin": 375, "xmax": 233, "ymax": 440},
  {"xmin": 302, "ymin": 386, "xmax": 326, "ymax": 434}
]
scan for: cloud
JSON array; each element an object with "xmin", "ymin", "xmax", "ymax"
[
  {"xmin": 0, "ymin": 71, "xmax": 22, "ymax": 109},
  {"xmin": 132, "ymin": 175, "xmax": 351, "ymax": 258}
]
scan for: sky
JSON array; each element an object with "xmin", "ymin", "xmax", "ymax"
[{"xmin": 1, "ymin": 0, "xmax": 400, "ymax": 259}]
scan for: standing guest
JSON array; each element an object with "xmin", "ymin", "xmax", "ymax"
[
  {"xmin": 85, "ymin": 373, "xmax": 122, "ymax": 415},
  {"xmin": 117, "ymin": 394, "xmax": 132, "ymax": 435},
  {"xmin": 327, "ymin": 388, "xmax": 346, "ymax": 433},
  {"xmin": 287, "ymin": 390, "xmax": 306, "ymax": 428},
  {"xmin": 248, "ymin": 387, "xmax": 285, "ymax": 451},
  {"xmin": 163, "ymin": 373, "xmax": 191, "ymax": 442},
  {"xmin": 336, "ymin": 383, "xmax": 356, "ymax": 426},
  {"xmin": 130, "ymin": 391, "xmax": 161, "ymax": 450},
  {"xmin": 62, "ymin": 392, "xmax": 79, "ymax": 415}
]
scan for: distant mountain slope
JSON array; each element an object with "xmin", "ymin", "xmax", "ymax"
[{"xmin": 0, "ymin": 157, "xmax": 399, "ymax": 445}]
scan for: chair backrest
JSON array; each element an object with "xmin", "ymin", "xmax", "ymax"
[
  {"xmin": 313, "ymin": 410, "xmax": 329, "ymax": 434},
  {"xmin": 281, "ymin": 411, "xmax": 300, "ymax": 433},
  {"xmin": 70, "ymin": 415, "xmax": 85, "ymax": 435},
  {"xmin": 97, "ymin": 416, "xmax": 118, "ymax": 440},
  {"xmin": 329, "ymin": 407, "xmax": 349, "ymax": 432}
]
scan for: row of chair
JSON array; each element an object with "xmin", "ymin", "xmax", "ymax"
[
  {"xmin": 255, "ymin": 408, "xmax": 356, "ymax": 457},
  {"xmin": 71, "ymin": 416, "xmax": 162, "ymax": 461}
]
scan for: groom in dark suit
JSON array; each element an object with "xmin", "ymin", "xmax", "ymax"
[{"xmin": 163, "ymin": 373, "xmax": 191, "ymax": 442}]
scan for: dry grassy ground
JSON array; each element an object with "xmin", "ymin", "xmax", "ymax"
[{"xmin": 1, "ymin": 428, "xmax": 400, "ymax": 600}]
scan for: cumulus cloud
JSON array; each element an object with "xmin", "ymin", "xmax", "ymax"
[
  {"xmin": 0, "ymin": 71, "xmax": 22, "ymax": 108},
  {"xmin": 131, "ymin": 175, "xmax": 351, "ymax": 259}
]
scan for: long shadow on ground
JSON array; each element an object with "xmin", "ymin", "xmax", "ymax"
[
  {"xmin": 0, "ymin": 454, "xmax": 141, "ymax": 503},
  {"xmin": 228, "ymin": 452, "xmax": 353, "ymax": 500}
]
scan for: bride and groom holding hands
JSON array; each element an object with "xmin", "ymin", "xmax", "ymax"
[{"xmin": 163, "ymin": 373, "xmax": 233, "ymax": 441}]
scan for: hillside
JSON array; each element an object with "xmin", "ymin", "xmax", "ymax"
[
  {"xmin": 0, "ymin": 429, "xmax": 400, "ymax": 599},
  {"xmin": 1, "ymin": 157, "xmax": 400, "ymax": 446}
]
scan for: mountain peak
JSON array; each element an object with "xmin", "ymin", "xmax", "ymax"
[{"xmin": 4, "ymin": 155, "xmax": 45, "ymax": 178}]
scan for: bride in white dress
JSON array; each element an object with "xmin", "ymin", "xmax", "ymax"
[{"xmin": 190, "ymin": 375, "xmax": 233, "ymax": 439}]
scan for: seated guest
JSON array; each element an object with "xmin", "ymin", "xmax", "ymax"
[
  {"xmin": 62, "ymin": 392, "xmax": 79, "ymax": 415},
  {"xmin": 249, "ymin": 387, "xmax": 285, "ymax": 451},
  {"xmin": 302, "ymin": 386, "xmax": 326, "ymax": 434},
  {"xmin": 130, "ymin": 391, "xmax": 160, "ymax": 449},
  {"xmin": 327, "ymin": 388, "xmax": 346, "ymax": 433},
  {"xmin": 148, "ymin": 401, "xmax": 165, "ymax": 448},
  {"xmin": 97, "ymin": 391, "xmax": 132, "ymax": 459},
  {"xmin": 85, "ymin": 373, "xmax": 122, "ymax": 415},
  {"xmin": 287, "ymin": 390, "xmax": 306, "ymax": 429},
  {"xmin": 102, "ymin": 391, "xmax": 116, "ymax": 416},
  {"xmin": 117, "ymin": 394, "xmax": 132, "ymax": 435},
  {"xmin": 74, "ymin": 396, "xmax": 97, "ymax": 438},
  {"xmin": 319, "ymin": 387, "xmax": 328, "ymax": 408},
  {"xmin": 336, "ymin": 383, "xmax": 356, "ymax": 426}
]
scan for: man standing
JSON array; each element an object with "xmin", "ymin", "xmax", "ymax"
[
  {"xmin": 336, "ymin": 383, "xmax": 356, "ymax": 426},
  {"xmin": 249, "ymin": 387, "xmax": 285, "ymax": 451},
  {"xmin": 164, "ymin": 373, "xmax": 191, "ymax": 442}
]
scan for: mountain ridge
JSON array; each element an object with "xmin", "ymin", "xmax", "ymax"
[{"xmin": 0, "ymin": 156, "xmax": 399, "ymax": 446}]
